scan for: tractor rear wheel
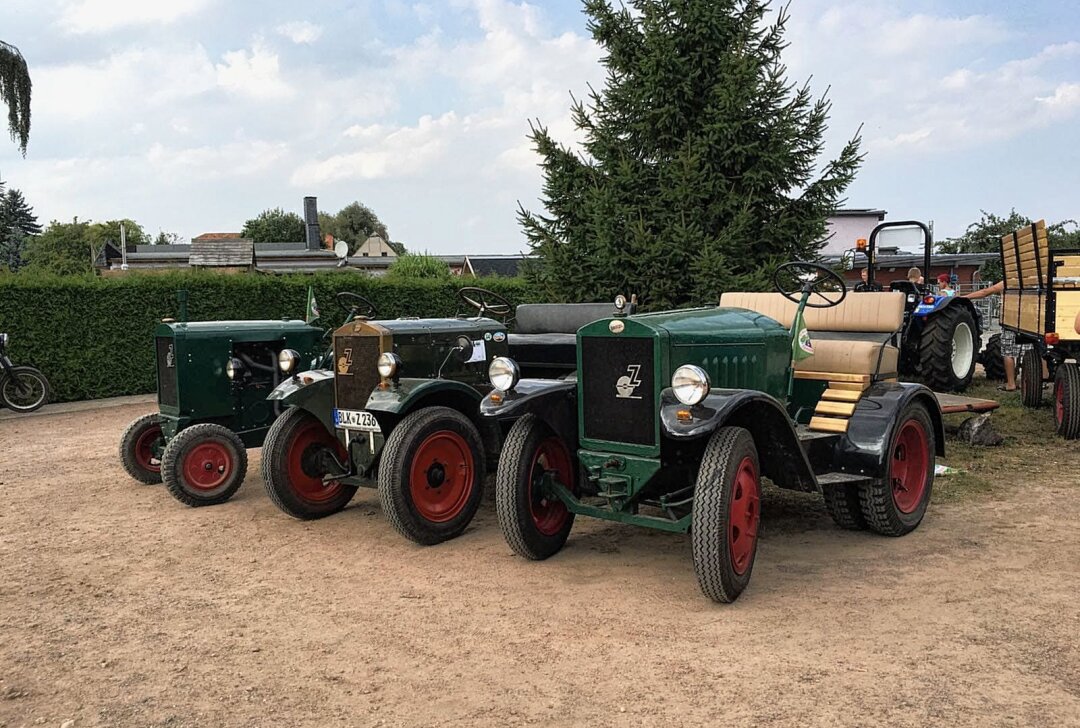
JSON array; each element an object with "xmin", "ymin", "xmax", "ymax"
[
  {"xmin": 161, "ymin": 423, "xmax": 247, "ymax": 507},
  {"xmin": 691, "ymin": 427, "xmax": 761, "ymax": 603},
  {"xmin": 119, "ymin": 413, "xmax": 165, "ymax": 484},
  {"xmin": 918, "ymin": 304, "xmax": 977, "ymax": 392},
  {"xmin": 859, "ymin": 402, "xmax": 935, "ymax": 536},
  {"xmin": 1020, "ymin": 347, "xmax": 1044, "ymax": 408},
  {"xmin": 262, "ymin": 407, "xmax": 356, "ymax": 519},
  {"xmin": 979, "ymin": 333, "xmax": 1006, "ymax": 382},
  {"xmin": 822, "ymin": 483, "xmax": 867, "ymax": 530},
  {"xmin": 495, "ymin": 414, "xmax": 577, "ymax": 560},
  {"xmin": 1053, "ymin": 363, "xmax": 1080, "ymax": 439},
  {"xmin": 378, "ymin": 406, "xmax": 484, "ymax": 545}
]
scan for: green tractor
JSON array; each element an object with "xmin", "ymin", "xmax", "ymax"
[
  {"xmin": 118, "ymin": 292, "xmax": 376, "ymax": 506},
  {"xmin": 481, "ymin": 264, "xmax": 944, "ymax": 603},
  {"xmin": 260, "ymin": 287, "xmax": 611, "ymax": 545}
]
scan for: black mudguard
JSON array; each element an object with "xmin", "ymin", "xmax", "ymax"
[
  {"xmin": 661, "ymin": 388, "xmax": 817, "ymax": 491},
  {"xmin": 480, "ymin": 378, "xmax": 578, "ymax": 442},
  {"xmin": 836, "ymin": 382, "xmax": 944, "ymax": 479}
]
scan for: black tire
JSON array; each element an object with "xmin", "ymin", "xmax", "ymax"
[
  {"xmin": 1020, "ymin": 347, "xmax": 1043, "ymax": 408},
  {"xmin": 1053, "ymin": 363, "xmax": 1080, "ymax": 439},
  {"xmin": 979, "ymin": 333, "xmax": 1006, "ymax": 381},
  {"xmin": 261, "ymin": 407, "xmax": 357, "ymax": 519},
  {"xmin": 495, "ymin": 414, "xmax": 577, "ymax": 560},
  {"xmin": 691, "ymin": 427, "xmax": 761, "ymax": 604},
  {"xmin": 822, "ymin": 484, "xmax": 867, "ymax": 530},
  {"xmin": 119, "ymin": 413, "xmax": 165, "ymax": 484},
  {"xmin": 859, "ymin": 402, "xmax": 935, "ymax": 536},
  {"xmin": 918, "ymin": 304, "xmax": 977, "ymax": 392},
  {"xmin": 0, "ymin": 366, "xmax": 50, "ymax": 413},
  {"xmin": 161, "ymin": 423, "xmax": 247, "ymax": 507},
  {"xmin": 378, "ymin": 406, "xmax": 485, "ymax": 545}
]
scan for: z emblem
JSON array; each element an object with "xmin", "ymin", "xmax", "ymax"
[
  {"xmin": 165, "ymin": 344, "xmax": 175, "ymax": 369},
  {"xmin": 615, "ymin": 364, "xmax": 643, "ymax": 400},
  {"xmin": 337, "ymin": 348, "xmax": 354, "ymax": 375}
]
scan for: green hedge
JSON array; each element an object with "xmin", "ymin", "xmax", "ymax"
[{"xmin": 0, "ymin": 272, "xmax": 538, "ymax": 403}]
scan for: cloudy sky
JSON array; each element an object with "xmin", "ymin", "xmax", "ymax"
[{"xmin": 0, "ymin": 0, "xmax": 1077, "ymax": 254}]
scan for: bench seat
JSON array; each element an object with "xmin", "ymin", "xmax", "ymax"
[{"xmin": 508, "ymin": 303, "xmax": 611, "ymax": 373}]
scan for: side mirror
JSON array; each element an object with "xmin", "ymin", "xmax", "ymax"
[{"xmin": 454, "ymin": 335, "xmax": 475, "ymax": 363}]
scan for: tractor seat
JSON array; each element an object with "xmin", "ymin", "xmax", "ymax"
[
  {"xmin": 508, "ymin": 303, "xmax": 612, "ymax": 374},
  {"xmin": 718, "ymin": 292, "xmax": 905, "ymax": 377}
]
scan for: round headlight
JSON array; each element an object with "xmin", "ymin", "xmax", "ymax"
[
  {"xmin": 226, "ymin": 357, "xmax": 243, "ymax": 381},
  {"xmin": 278, "ymin": 348, "xmax": 301, "ymax": 374},
  {"xmin": 489, "ymin": 356, "xmax": 521, "ymax": 392},
  {"xmin": 377, "ymin": 352, "xmax": 401, "ymax": 378},
  {"xmin": 671, "ymin": 364, "xmax": 710, "ymax": 406}
]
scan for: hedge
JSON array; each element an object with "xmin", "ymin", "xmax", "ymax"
[{"xmin": 0, "ymin": 272, "xmax": 538, "ymax": 403}]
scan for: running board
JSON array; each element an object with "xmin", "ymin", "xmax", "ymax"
[{"xmin": 816, "ymin": 471, "xmax": 873, "ymax": 487}]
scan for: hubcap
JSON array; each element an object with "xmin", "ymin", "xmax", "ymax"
[
  {"xmin": 891, "ymin": 419, "xmax": 930, "ymax": 514},
  {"xmin": 528, "ymin": 436, "xmax": 574, "ymax": 536},
  {"xmin": 950, "ymin": 322, "xmax": 974, "ymax": 378},
  {"xmin": 728, "ymin": 456, "xmax": 760, "ymax": 576},
  {"xmin": 181, "ymin": 441, "xmax": 233, "ymax": 491},
  {"xmin": 134, "ymin": 424, "xmax": 164, "ymax": 473},
  {"xmin": 408, "ymin": 431, "xmax": 474, "ymax": 523},
  {"xmin": 286, "ymin": 418, "xmax": 345, "ymax": 504}
]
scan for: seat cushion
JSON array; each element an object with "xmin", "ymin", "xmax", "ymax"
[
  {"xmin": 795, "ymin": 340, "xmax": 898, "ymax": 376},
  {"xmin": 719, "ymin": 291, "xmax": 905, "ymax": 333},
  {"xmin": 514, "ymin": 303, "xmax": 612, "ymax": 334}
]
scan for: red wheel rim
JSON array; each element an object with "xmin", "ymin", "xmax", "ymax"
[
  {"xmin": 891, "ymin": 419, "xmax": 930, "ymax": 514},
  {"xmin": 181, "ymin": 441, "xmax": 234, "ymax": 491},
  {"xmin": 286, "ymin": 418, "xmax": 347, "ymax": 504},
  {"xmin": 528, "ymin": 436, "xmax": 574, "ymax": 536},
  {"xmin": 408, "ymin": 430, "xmax": 474, "ymax": 523},
  {"xmin": 1056, "ymin": 380, "xmax": 1065, "ymax": 427},
  {"xmin": 135, "ymin": 424, "xmax": 163, "ymax": 473},
  {"xmin": 728, "ymin": 456, "xmax": 760, "ymax": 576}
]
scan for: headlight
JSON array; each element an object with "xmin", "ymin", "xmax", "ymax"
[
  {"xmin": 614, "ymin": 294, "xmax": 627, "ymax": 311},
  {"xmin": 489, "ymin": 356, "xmax": 521, "ymax": 392},
  {"xmin": 907, "ymin": 294, "xmax": 916, "ymax": 304},
  {"xmin": 226, "ymin": 357, "xmax": 243, "ymax": 380},
  {"xmin": 278, "ymin": 348, "xmax": 301, "ymax": 373},
  {"xmin": 377, "ymin": 352, "xmax": 402, "ymax": 378},
  {"xmin": 0, "ymin": 333, "xmax": 8, "ymax": 347},
  {"xmin": 672, "ymin": 364, "xmax": 710, "ymax": 405}
]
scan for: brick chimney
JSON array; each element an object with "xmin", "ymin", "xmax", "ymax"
[{"xmin": 303, "ymin": 196, "xmax": 320, "ymax": 251}]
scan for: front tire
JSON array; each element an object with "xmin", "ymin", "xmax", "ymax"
[
  {"xmin": 979, "ymin": 333, "xmax": 1006, "ymax": 381},
  {"xmin": 119, "ymin": 413, "xmax": 165, "ymax": 484},
  {"xmin": 378, "ymin": 406, "xmax": 484, "ymax": 545},
  {"xmin": 262, "ymin": 407, "xmax": 356, "ymax": 519},
  {"xmin": 691, "ymin": 427, "xmax": 761, "ymax": 604},
  {"xmin": 859, "ymin": 402, "xmax": 935, "ymax": 536},
  {"xmin": 495, "ymin": 414, "xmax": 577, "ymax": 560},
  {"xmin": 1020, "ymin": 347, "xmax": 1043, "ymax": 408},
  {"xmin": 0, "ymin": 366, "xmax": 50, "ymax": 413},
  {"xmin": 161, "ymin": 423, "xmax": 248, "ymax": 507},
  {"xmin": 1054, "ymin": 363, "xmax": 1080, "ymax": 439},
  {"xmin": 919, "ymin": 305, "xmax": 977, "ymax": 392}
]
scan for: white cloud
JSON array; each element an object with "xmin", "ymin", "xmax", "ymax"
[
  {"xmin": 215, "ymin": 41, "xmax": 294, "ymax": 100},
  {"xmin": 58, "ymin": 0, "xmax": 211, "ymax": 34},
  {"xmin": 276, "ymin": 20, "xmax": 323, "ymax": 45},
  {"xmin": 146, "ymin": 139, "xmax": 289, "ymax": 177}
]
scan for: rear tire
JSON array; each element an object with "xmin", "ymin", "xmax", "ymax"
[
  {"xmin": 918, "ymin": 305, "xmax": 977, "ymax": 392},
  {"xmin": 161, "ymin": 423, "xmax": 247, "ymax": 507},
  {"xmin": 859, "ymin": 402, "xmax": 935, "ymax": 536},
  {"xmin": 119, "ymin": 413, "xmax": 165, "ymax": 484},
  {"xmin": 495, "ymin": 414, "xmax": 577, "ymax": 560},
  {"xmin": 691, "ymin": 427, "xmax": 761, "ymax": 604},
  {"xmin": 378, "ymin": 406, "xmax": 484, "ymax": 545},
  {"xmin": 262, "ymin": 407, "xmax": 356, "ymax": 519},
  {"xmin": 979, "ymin": 333, "xmax": 1006, "ymax": 381},
  {"xmin": 0, "ymin": 366, "xmax": 50, "ymax": 413},
  {"xmin": 1053, "ymin": 363, "xmax": 1080, "ymax": 439},
  {"xmin": 1020, "ymin": 347, "xmax": 1043, "ymax": 408},
  {"xmin": 822, "ymin": 484, "xmax": 867, "ymax": 530}
]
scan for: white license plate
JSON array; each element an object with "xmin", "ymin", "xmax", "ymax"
[{"xmin": 334, "ymin": 408, "xmax": 381, "ymax": 432}]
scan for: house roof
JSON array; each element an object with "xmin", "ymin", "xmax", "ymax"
[
  {"xmin": 192, "ymin": 232, "xmax": 243, "ymax": 241},
  {"xmin": 190, "ymin": 238, "xmax": 254, "ymax": 267},
  {"xmin": 466, "ymin": 254, "xmax": 529, "ymax": 277},
  {"xmin": 830, "ymin": 208, "xmax": 887, "ymax": 218},
  {"xmin": 823, "ymin": 251, "xmax": 998, "ymax": 268}
]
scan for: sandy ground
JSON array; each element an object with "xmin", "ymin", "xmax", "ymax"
[{"xmin": 1, "ymin": 402, "xmax": 1079, "ymax": 728}]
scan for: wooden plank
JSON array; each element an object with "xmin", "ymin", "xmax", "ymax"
[
  {"xmin": 1055, "ymin": 291, "xmax": 1080, "ymax": 339},
  {"xmin": 935, "ymin": 393, "xmax": 1001, "ymax": 414},
  {"xmin": 1001, "ymin": 291, "xmax": 1021, "ymax": 328},
  {"xmin": 1054, "ymin": 265, "xmax": 1080, "ymax": 277},
  {"xmin": 829, "ymin": 381, "xmax": 870, "ymax": 392},
  {"xmin": 793, "ymin": 371, "xmax": 871, "ymax": 384},
  {"xmin": 822, "ymin": 389, "xmax": 861, "ymax": 402},
  {"xmin": 815, "ymin": 400, "xmax": 856, "ymax": 417},
  {"xmin": 809, "ymin": 416, "xmax": 849, "ymax": 434}
]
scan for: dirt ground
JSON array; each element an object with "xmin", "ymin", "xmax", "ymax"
[{"xmin": 2, "ymin": 402, "xmax": 1079, "ymax": 728}]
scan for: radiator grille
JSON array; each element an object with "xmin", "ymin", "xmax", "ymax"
[
  {"xmin": 581, "ymin": 336, "xmax": 656, "ymax": 446},
  {"xmin": 156, "ymin": 336, "xmax": 178, "ymax": 407},
  {"xmin": 333, "ymin": 334, "xmax": 381, "ymax": 410}
]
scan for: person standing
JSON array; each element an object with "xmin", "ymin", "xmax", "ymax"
[{"xmin": 964, "ymin": 281, "xmax": 1047, "ymax": 391}]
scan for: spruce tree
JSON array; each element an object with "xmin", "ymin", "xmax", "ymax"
[
  {"xmin": 0, "ymin": 186, "xmax": 42, "ymax": 237},
  {"xmin": 519, "ymin": 0, "xmax": 863, "ymax": 309}
]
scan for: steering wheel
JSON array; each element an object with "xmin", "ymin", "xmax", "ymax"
[
  {"xmin": 457, "ymin": 286, "xmax": 513, "ymax": 320},
  {"xmin": 335, "ymin": 291, "xmax": 378, "ymax": 320},
  {"xmin": 772, "ymin": 262, "xmax": 848, "ymax": 309}
]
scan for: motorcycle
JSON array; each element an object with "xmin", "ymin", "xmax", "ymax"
[{"xmin": 0, "ymin": 333, "xmax": 50, "ymax": 413}]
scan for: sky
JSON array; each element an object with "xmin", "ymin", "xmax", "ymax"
[{"xmin": 0, "ymin": 0, "xmax": 1078, "ymax": 255}]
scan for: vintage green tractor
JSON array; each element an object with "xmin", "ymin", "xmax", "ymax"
[
  {"xmin": 260, "ymin": 287, "xmax": 611, "ymax": 545},
  {"xmin": 118, "ymin": 292, "xmax": 377, "ymax": 506},
  {"xmin": 481, "ymin": 264, "xmax": 944, "ymax": 603}
]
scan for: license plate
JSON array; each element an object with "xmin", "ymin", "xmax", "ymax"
[{"xmin": 333, "ymin": 408, "xmax": 381, "ymax": 432}]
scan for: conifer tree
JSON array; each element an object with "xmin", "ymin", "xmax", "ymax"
[
  {"xmin": 519, "ymin": 0, "xmax": 863, "ymax": 308},
  {"xmin": 0, "ymin": 186, "xmax": 42, "ymax": 237}
]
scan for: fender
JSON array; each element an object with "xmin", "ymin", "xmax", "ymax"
[
  {"xmin": 660, "ymin": 388, "xmax": 817, "ymax": 491},
  {"xmin": 480, "ymin": 378, "xmax": 578, "ymax": 439},
  {"xmin": 266, "ymin": 369, "xmax": 336, "ymax": 432},
  {"xmin": 914, "ymin": 295, "xmax": 982, "ymax": 331},
  {"xmin": 365, "ymin": 377, "xmax": 483, "ymax": 418},
  {"xmin": 836, "ymin": 382, "xmax": 944, "ymax": 479}
]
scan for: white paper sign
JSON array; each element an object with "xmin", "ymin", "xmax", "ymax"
[{"xmin": 466, "ymin": 339, "xmax": 486, "ymax": 364}]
